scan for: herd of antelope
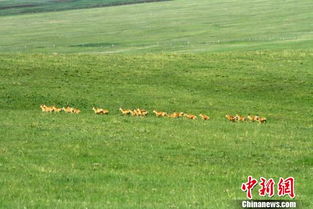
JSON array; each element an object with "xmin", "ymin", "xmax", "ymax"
[
  {"xmin": 120, "ymin": 108, "xmax": 210, "ymax": 120},
  {"xmin": 40, "ymin": 105, "xmax": 266, "ymax": 123},
  {"xmin": 225, "ymin": 114, "xmax": 266, "ymax": 123},
  {"xmin": 40, "ymin": 105, "xmax": 81, "ymax": 114}
]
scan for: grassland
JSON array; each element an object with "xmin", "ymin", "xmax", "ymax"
[
  {"xmin": 1, "ymin": 51, "xmax": 313, "ymax": 208},
  {"xmin": 0, "ymin": 0, "xmax": 313, "ymax": 208},
  {"xmin": 0, "ymin": 0, "xmax": 166, "ymax": 16},
  {"xmin": 0, "ymin": 0, "xmax": 312, "ymax": 54}
]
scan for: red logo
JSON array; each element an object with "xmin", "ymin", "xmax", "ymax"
[
  {"xmin": 241, "ymin": 176, "xmax": 258, "ymax": 199},
  {"xmin": 241, "ymin": 177, "xmax": 295, "ymax": 199},
  {"xmin": 278, "ymin": 177, "xmax": 295, "ymax": 198},
  {"xmin": 259, "ymin": 177, "xmax": 275, "ymax": 197}
]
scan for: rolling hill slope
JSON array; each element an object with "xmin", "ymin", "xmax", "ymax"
[
  {"xmin": 0, "ymin": 51, "xmax": 313, "ymax": 208},
  {"xmin": 0, "ymin": 0, "xmax": 168, "ymax": 16},
  {"xmin": 0, "ymin": 0, "xmax": 312, "ymax": 53},
  {"xmin": 0, "ymin": 0, "xmax": 313, "ymax": 208}
]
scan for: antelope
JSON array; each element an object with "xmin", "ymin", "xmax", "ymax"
[
  {"xmin": 72, "ymin": 108, "xmax": 81, "ymax": 114},
  {"xmin": 119, "ymin": 108, "xmax": 132, "ymax": 115},
  {"xmin": 235, "ymin": 114, "xmax": 245, "ymax": 121},
  {"xmin": 257, "ymin": 117, "xmax": 267, "ymax": 123},
  {"xmin": 168, "ymin": 113, "xmax": 180, "ymax": 118},
  {"xmin": 131, "ymin": 109, "xmax": 140, "ymax": 116},
  {"xmin": 153, "ymin": 110, "xmax": 167, "ymax": 117},
  {"xmin": 44, "ymin": 105, "xmax": 54, "ymax": 112},
  {"xmin": 62, "ymin": 107, "xmax": 74, "ymax": 113},
  {"xmin": 40, "ymin": 105, "xmax": 47, "ymax": 112},
  {"xmin": 52, "ymin": 106, "xmax": 62, "ymax": 112},
  {"xmin": 132, "ymin": 108, "xmax": 148, "ymax": 116},
  {"xmin": 225, "ymin": 114, "xmax": 236, "ymax": 122},
  {"xmin": 184, "ymin": 114, "xmax": 197, "ymax": 120},
  {"xmin": 93, "ymin": 107, "xmax": 100, "ymax": 114},
  {"xmin": 247, "ymin": 115, "xmax": 254, "ymax": 121},
  {"xmin": 102, "ymin": 109, "xmax": 109, "ymax": 114},
  {"xmin": 254, "ymin": 116, "xmax": 260, "ymax": 121},
  {"xmin": 247, "ymin": 115, "xmax": 259, "ymax": 122},
  {"xmin": 93, "ymin": 107, "xmax": 109, "ymax": 114},
  {"xmin": 199, "ymin": 114, "xmax": 209, "ymax": 120},
  {"xmin": 139, "ymin": 109, "xmax": 148, "ymax": 116}
]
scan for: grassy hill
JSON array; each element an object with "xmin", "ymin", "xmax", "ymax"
[
  {"xmin": 0, "ymin": 0, "xmax": 312, "ymax": 54},
  {"xmin": 0, "ymin": 0, "xmax": 167, "ymax": 16},
  {"xmin": 1, "ymin": 52, "xmax": 313, "ymax": 208},
  {"xmin": 0, "ymin": 0, "xmax": 313, "ymax": 208}
]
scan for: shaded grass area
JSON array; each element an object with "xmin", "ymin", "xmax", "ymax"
[
  {"xmin": 0, "ymin": 0, "xmax": 170, "ymax": 16},
  {"xmin": 0, "ymin": 51, "xmax": 312, "ymax": 208}
]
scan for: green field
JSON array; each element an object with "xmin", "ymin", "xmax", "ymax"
[
  {"xmin": 0, "ymin": 0, "xmax": 166, "ymax": 16},
  {"xmin": 0, "ymin": 0, "xmax": 312, "ymax": 54},
  {"xmin": 0, "ymin": 0, "xmax": 313, "ymax": 208}
]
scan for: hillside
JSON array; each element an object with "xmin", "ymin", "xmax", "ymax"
[
  {"xmin": 1, "ymin": 52, "xmax": 313, "ymax": 208},
  {"xmin": 0, "ymin": 0, "xmax": 167, "ymax": 16},
  {"xmin": 0, "ymin": 0, "xmax": 312, "ymax": 54},
  {"xmin": 0, "ymin": 0, "xmax": 313, "ymax": 208}
]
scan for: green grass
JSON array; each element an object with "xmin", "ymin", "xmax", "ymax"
[
  {"xmin": 0, "ymin": 0, "xmax": 312, "ymax": 54},
  {"xmin": 1, "ymin": 0, "xmax": 313, "ymax": 208},
  {"xmin": 0, "ymin": 51, "xmax": 313, "ymax": 208},
  {"xmin": 0, "ymin": 0, "xmax": 166, "ymax": 16}
]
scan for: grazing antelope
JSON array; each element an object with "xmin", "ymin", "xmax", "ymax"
[
  {"xmin": 254, "ymin": 116, "xmax": 260, "ymax": 121},
  {"xmin": 62, "ymin": 107, "xmax": 74, "ymax": 113},
  {"xmin": 44, "ymin": 105, "xmax": 54, "ymax": 112},
  {"xmin": 40, "ymin": 105, "xmax": 60, "ymax": 112},
  {"xmin": 93, "ymin": 107, "xmax": 100, "ymax": 114},
  {"xmin": 257, "ymin": 117, "xmax": 267, "ymax": 123},
  {"xmin": 52, "ymin": 106, "xmax": 62, "ymax": 112},
  {"xmin": 128, "ymin": 110, "xmax": 134, "ymax": 116},
  {"xmin": 174, "ymin": 112, "xmax": 184, "ymax": 117},
  {"xmin": 139, "ymin": 109, "xmax": 148, "ymax": 116},
  {"xmin": 101, "ymin": 109, "xmax": 109, "ymax": 114},
  {"xmin": 184, "ymin": 114, "xmax": 197, "ymax": 120},
  {"xmin": 247, "ymin": 115, "xmax": 254, "ymax": 121},
  {"xmin": 131, "ymin": 109, "xmax": 138, "ymax": 116},
  {"xmin": 72, "ymin": 108, "xmax": 81, "ymax": 114},
  {"xmin": 178, "ymin": 112, "xmax": 184, "ymax": 117},
  {"xmin": 168, "ymin": 112, "xmax": 180, "ymax": 118},
  {"xmin": 141, "ymin": 112, "xmax": 148, "ymax": 116},
  {"xmin": 119, "ymin": 108, "xmax": 132, "ymax": 115},
  {"xmin": 132, "ymin": 109, "xmax": 139, "ymax": 116},
  {"xmin": 93, "ymin": 107, "xmax": 109, "ymax": 114},
  {"xmin": 199, "ymin": 114, "xmax": 210, "ymax": 120},
  {"xmin": 235, "ymin": 114, "xmax": 245, "ymax": 121},
  {"xmin": 132, "ymin": 108, "xmax": 148, "ymax": 116},
  {"xmin": 40, "ymin": 105, "xmax": 47, "ymax": 112},
  {"xmin": 153, "ymin": 110, "xmax": 167, "ymax": 117},
  {"xmin": 225, "ymin": 114, "xmax": 236, "ymax": 122},
  {"xmin": 247, "ymin": 115, "xmax": 259, "ymax": 122}
]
